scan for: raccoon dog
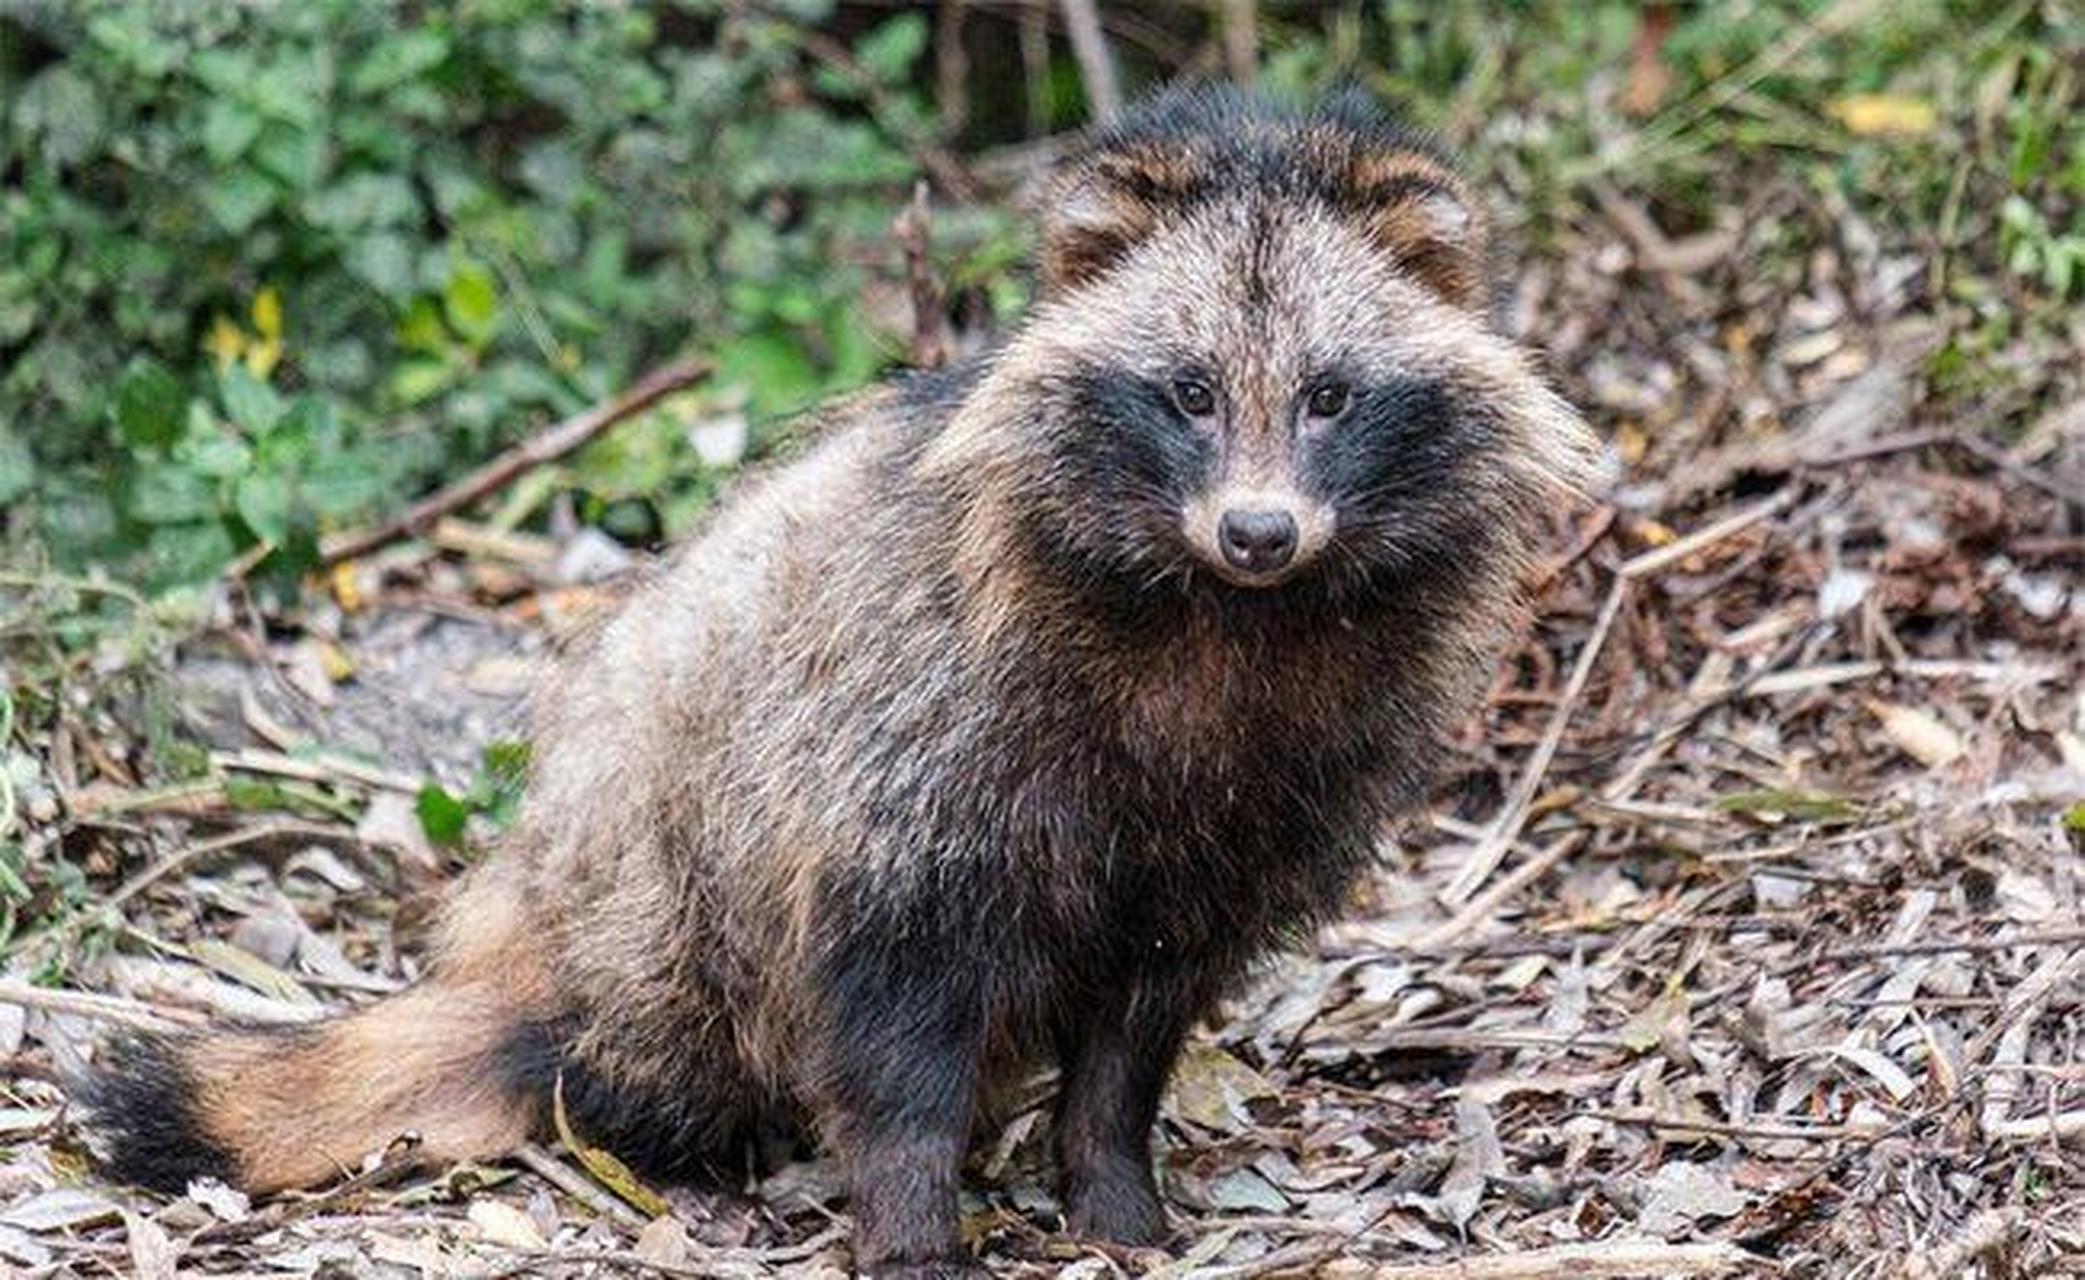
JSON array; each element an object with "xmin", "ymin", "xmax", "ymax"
[{"xmin": 83, "ymin": 88, "xmax": 1596, "ymax": 1276}]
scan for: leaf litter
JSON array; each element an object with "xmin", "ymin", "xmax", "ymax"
[{"xmin": 4, "ymin": 57, "xmax": 2085, "ymax": 1280}]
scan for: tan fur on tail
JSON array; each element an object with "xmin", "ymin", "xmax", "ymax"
[
  {"xmin": 181, "ymin": 985, "xmax": 535, "ymax": 1189},
  {"xmin": 83, "ymin": 871, "xmax": 556, "ymax": 1192}
]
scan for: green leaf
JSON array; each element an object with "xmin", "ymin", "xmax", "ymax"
[
  {"xmin": 16, "ymin": 67, "xmax": 105, "ymax": 167},
  {"xmin": 113, "ymin": 360, "xmax": 185, "ymax": 449},
  {"xmin": 124, "ymin": 466, "xmax": 219, "ymax": 524},
  {"xmin": 346, "ymin": 232, "xmax": 415, "ymax": 301},
  {"xmin": 854, "ymin": 14, "xmax": 929, "ymax": 85},
  {"xmin": 203, "ymin": 169, "xmax": 277, "ymax": 235},
  {"xmin": 443, "ymin": 259, "xmax": 501, "ymax": 346},
  {"xmin": 233, "ymin": 472, "xmax": 292, "ymax": 545},
  {"xmin": 715, "ymin": 330, "xmax": 821, "ymax": 417},
  {"xmin": 1715, "ymin": 789, "xmax": 1859, "ymax": 824},
  {"xmin": 220, "ymin": 365, "xmax": 288, "ymax": 435},
  {"xmin": 143, "ymin": 521, "xmax": 238, "ymax": 587},
  {"xmin": 0, "ymin": 429, "xmax": 31, "ymax": 506},
  {"xmin": 351, "ymin": 29, "xmax": 452, "ymax": 94},
  {"xmin": 201, "ymin": 101, "xmax": 263, "ymax": 164},
  {"xmin": 180, "ymin": 434, "xmax": 253, "ymax": 479},
  {"xmin": 416, "ymin": 783, "xmax": 470, "ymax": 847}
]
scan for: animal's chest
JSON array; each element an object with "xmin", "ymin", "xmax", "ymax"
[{"xmin": 982, "ymin": 750, "xmax": 1365, "ymax": 1007}]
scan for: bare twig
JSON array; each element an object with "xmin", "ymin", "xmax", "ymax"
[
  {"xmin": 1413, "ymin": 831, "xmax": 1589, "ymax": 952},
  {"xmin": 1219, "ymin": 0, "xmax": 1257, "ymax": 85},
  {"xmin": 9, "ymin": 821, "xmax": 353, "ymax": 958},
  {"xmin": 935, "ymin": 0, "xmax": 969, "ymax": 137},
  {"xmin": 1441, "ymin": 580, "xmax": 1625, "ymax": 907},
  {"xmin": 1056, "ymin": 0, "xmax": 1121, "ymax": 123},
  {"xmin": 321, "ymin": 357, "xmax": 711, "ymax": 566},
  {"xmin": 1222, "ymin": 1239, "xmax": 1761, "ymax": 1279},
  {"xmin": 512, "ymin": 1143, "xmax": 647, "ymax": 1229},
  {"xmin": 1894, "ymin": 1209, "xmax": 2022, "ymax": 1280},
  {"xmin": 1443, "ymin": 489, "xmax": 1798, "ymax": 906},
  {"xmin": 0, "ymin": 979, "xmax": 203, "ymax": 1031},
  {"xmin": 894, "ymin": 182, "xmax": 950, "ymax": 370}
]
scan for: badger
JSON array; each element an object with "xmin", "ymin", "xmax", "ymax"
[{"xmin": 83, "ymin": 88, "xmax": 1597, "ymax": 1277}]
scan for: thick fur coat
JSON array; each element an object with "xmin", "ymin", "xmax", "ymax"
[{"xmin": 84, "ymin": 88, "xmax": 1596, "ymax": 1277}]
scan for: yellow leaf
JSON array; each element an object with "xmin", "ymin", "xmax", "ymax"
[
  {"xmin": 205, "ymin": 315, "xmax": 247, "ymax": 370},
  {"xmin": 1635, "ymin": 517, "xmax": 1678, "ymax": 547},
  {"xmin": 243, "ymin": 339, "xmax": 282, "ymax": 380},
  {"xmin": 315, "ymin": 638, "xmax": 355, "ymax": 682},
  {"xmin": 329, "ymin": 561, "xmax": 367, "ymax": 613},
  {"xmin": 1831, "ymin": 94, "xmax": 1938, "ymax": 138},
  {"xmin": 1615, "ymin": 422, "xmax": 1649, "ymax": 466},
  {"xmin": 551, "ymin": 1074, "xmax": 670, "ymax": 1218},
  {"xmin": 245, "ymin": 288, "xmax": 285, "ymax": 378},
  {"xmin": 251, "ymin": 287, "xmax": 283, "ymax": 340}
]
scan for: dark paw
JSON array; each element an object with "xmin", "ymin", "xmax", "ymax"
[{"xmin": 1065, "ymin": 1178, "xmax": 1167, "ymax": 1246}]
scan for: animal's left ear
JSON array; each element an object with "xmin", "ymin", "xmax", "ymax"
[{"xmin": 1347, "ymin": 156, "xmax": 1489, "ymax": 309}]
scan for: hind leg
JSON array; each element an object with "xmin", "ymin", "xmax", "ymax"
[{"xmin": 528, "ymin": 1014, "xmax": 775, "ymax": 1184}]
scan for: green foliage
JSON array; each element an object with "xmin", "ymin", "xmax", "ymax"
[
  {"xmin": 3, "ymin": 0, "xmax": 995, "ymax": 586},
  {"xmin": 417, "ymin": 740, "xmax": 531, "ymax": 848}
]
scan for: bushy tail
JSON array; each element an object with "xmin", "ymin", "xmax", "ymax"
[{"xmin": 79, "ymin": 873, "xmax": 558, "ymax": 1193}]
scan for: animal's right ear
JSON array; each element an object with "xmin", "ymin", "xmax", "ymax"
[{"xmin": 1037, "ymin": 149, "xmax": 1185, "ymax": 298}]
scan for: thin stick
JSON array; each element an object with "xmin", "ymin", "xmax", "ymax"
[
  {"xmin": 1219, "ymin": 0, "xmax": 1257, "ymax": 85},
  {"xmin": 1057, "ymin": 0, "xmax": 1121, "ymax": 123},
  {"xmin": 1413, "ymin": 831, "xmax": 1589, "ymax": 952},
  {"xmin": 321, "ymin": 357, "xmax": 711, "ymax": 565},
  {"xmin": 1362, "ymin": 1241, "xmax": 1762, "ymax": 1278},
  {"xmin": 1219, "ymin": 1239, "xmax": 1759, "ymax": 1279},
  {"xmin": 7, "ymin": 822, "xmax": 344, "ymax": 958},
  {"xmin": 512, "ymin": 1143, "xmax": 647, "ymax": 1229},
  {"xmin": 0, "ymin": 979, "xmax": 203, "ymax": 1031},
  {"xmin": 894, "ymin": 182, "xmax": 949, "ymax": 370},
  {"xmin": 1615, "ymin": 487, "xmax": 1796, "ymax": 580},
  {"xmin": 1443, "ymin": 489, "xmax": 1798, "ymax": 907},
  {"xmin": 1817, "ymin": 926, "xmax": 2085, "ymax": 963},
  {"xmin": 1895, "ymin": 1209, "xmax": 2022, "ymax": 1280},
  {"xmin": 1442, "ymin": 580, "xmax": 1626, "ymax": 906}
]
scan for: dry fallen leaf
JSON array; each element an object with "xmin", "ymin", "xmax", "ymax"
[
  {"xmin": 1164, "ymin": 1043, "xmax": 1278, "ymax": 1133},
  {"xmin": 467, "ymin": 1197, "xmax": 548, "ymax": 1250},
  {"xmin": 1831, "ymin": 94, "xmax": 1939, "ymax": 137},
  {"xmin": 634, "ymin": 1214, "xmax": 690, "ymax": 1268},
  {"xmin": 552, "ymin": 1073, "xmax": 670, "ymax": 1218},
  {"xmin": 123, "ymin": 1210, "xmax": 179, "ymax": 1280},
  {"xmin": 1637, "ymin": 1161, "xmax": 1749, "ymax": 1237},
  {"xmin": 1867, "ymin": 699, "xmax": 1965, "ymax": 769}
]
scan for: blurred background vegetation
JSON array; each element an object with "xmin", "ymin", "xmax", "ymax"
[{"xmin": 2, "ymin": 1, "xmax": 2079, "ymax": 598}]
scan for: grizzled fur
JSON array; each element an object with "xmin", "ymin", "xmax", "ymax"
[{"xmin": 83, "ymin": 88, "xmax": 1595, "ymax": 1276}]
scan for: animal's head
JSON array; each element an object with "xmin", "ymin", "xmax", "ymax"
[{"xmin": 933, "ymin": 88, "xmax": 1600, "ymax": 614}]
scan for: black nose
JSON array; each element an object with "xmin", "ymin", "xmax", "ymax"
[{"xmin": 1217, "ymin": 508, "xmax": 1298, "ymax": 572}]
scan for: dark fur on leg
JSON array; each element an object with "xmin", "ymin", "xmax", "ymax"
[{"xmin": 1053, "ymin": 979, "xmax": 1203, "ymax": 1245}]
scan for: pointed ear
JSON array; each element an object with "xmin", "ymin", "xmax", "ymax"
[
  {"xmin": 1037, "ymin": 147, "xmax": 1198, "ymax": 298},
  {"xmin": 1038, "ymin": 179, "xmax": 1156, "ymax": 298},
  {"xmin": 1348, "ymin": 157, "xmax": 1490, "ymax": 309}
]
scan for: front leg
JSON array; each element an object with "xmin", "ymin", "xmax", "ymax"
[
  {"xmin": 1054, "ymin": 977, "xmax": 1201, "ymax": 1246},
  {"xmin": 817, "ymin": 938, "xmax": 986, "ymax": 1278}
]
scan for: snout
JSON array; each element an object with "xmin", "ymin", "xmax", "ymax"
[
  {"xmin": 1183, "ymin": 489, "xmax": 1334, "ymax": 587},
  {"xmin": 1217, "ymin": 508, "xmax": 1297, "ymax": 573}
]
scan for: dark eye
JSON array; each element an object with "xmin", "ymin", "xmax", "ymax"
[
  {"xmin": 1171, "ymin": 377, "xmax": 1217, "ymax": 418},
  {"xmin": 1305, "ymin": 382, "xmax": 1350, "ymax": 418}
]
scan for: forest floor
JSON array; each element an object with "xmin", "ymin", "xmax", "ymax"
[{"xmin": 7, "ymin": 29, "xmax": 2085, "ymax": 1280}]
